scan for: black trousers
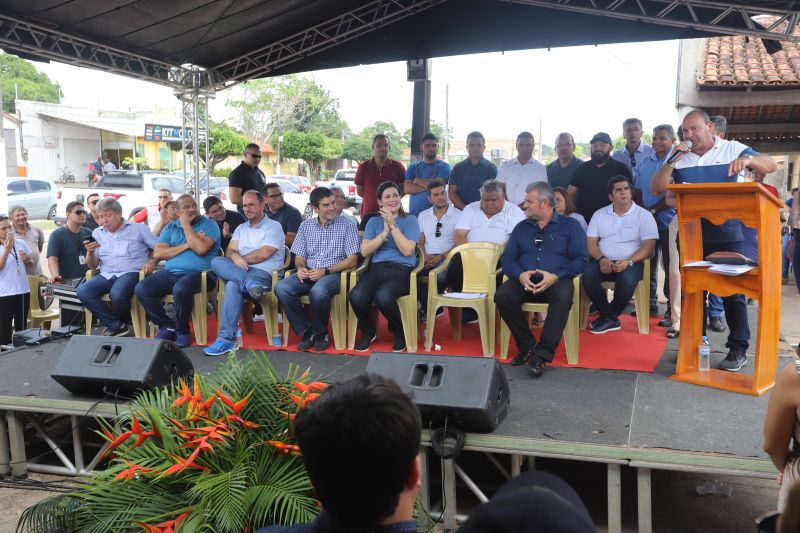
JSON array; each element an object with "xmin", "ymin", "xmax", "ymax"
[
  {"xmin": 0, "ymin": 292, "xmax": 31, "ymax": 345},
  {"xmin": 349, "ymin": 262, "xmax": 412, "ymax": 336},
  {"xmin": 650, "ymin": 227, "xmax": 671, "ymax": 306},
  {"xmin": 494, "ymin": 277, "xmax": 574, "ymax": 362}
]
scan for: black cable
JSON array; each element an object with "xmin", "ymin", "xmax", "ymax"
[{"xmin": 427, "ymin": 416, "xmax": 466, "ymax": 532}]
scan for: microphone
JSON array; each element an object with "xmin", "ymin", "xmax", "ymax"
[{"xmin": 666, "ymin": 140, "xmax": 692, "ymax": 165}]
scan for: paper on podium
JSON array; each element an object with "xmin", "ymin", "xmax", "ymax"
[
  {"xmin": 443, "ymin": 291, "xmax": 486, "ymax": 299},
  {"xmin": 684, "ymin": 260, "xmax": 713, "ymax": 267},
  {"xmin": 708, "ymin": 264, "xmax": 754, "ymax": 276}
]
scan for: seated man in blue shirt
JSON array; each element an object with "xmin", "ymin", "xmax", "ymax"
[
  {"xmin": 275, "ymin": 187, "xmax": 359, "ymax": 352},
  {"xmin": 257, "ymin": 373, "xmax": 422, "ymax": 533},
  {"xmin": 134, "ymin": 194, "xmax": 221, "ymax": 348},
  {"xmin": 495, "ymin": 182, "xmax": 588, "ymax": 378},
  {"xmin": 78, "ymin": 198, "xmax": 158, "ymax": 336},
  {"xmin": 204, "ymin": 190, "xmax": 285, "ymax": 356},
  {"xmin": 583, "ymin": 176, "xmax": 658, "ymax": 335}
]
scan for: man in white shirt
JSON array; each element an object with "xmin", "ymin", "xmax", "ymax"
[
  {"xmin": 583, "ymin": 175, "xmax": 658, "ymax": 334},
  {"xmin": 417, "ymin": 182, "xmax": 461, "ymax": 318},
  {"xmin": 496, "ymin": 131, "xmax": 548, "ymax": 208}
]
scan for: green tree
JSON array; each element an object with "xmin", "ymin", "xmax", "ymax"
[
  {"xmin": 227, "ymin": 75, "xmax": 348, "ymax": 145},
  {"xmin": 0, "ymin": 53, "xmax": 62, "ymax": 112},
  {"xmin": 613, "ymin": 133, "xmax": 652, "ymax": 151},
  {"xmin": 341, "ymin": 135, "xmax": 374, "ymax": 164},
  {"xmin": 208, "ymin": 121, "xmax": 250, "ymax": 173},
  {"xmin": 357, "ymin": 121, "xmax": 404, "ymax": 159},
  {"xmin": 401, "ymin": 120, "xmax": 452, "ymax": 149},
  {"xmin": 282, "ymin": 130, "xmax": 342, "ymax": 183}
]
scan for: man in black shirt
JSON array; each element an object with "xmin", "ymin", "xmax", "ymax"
[
  {"xmin": 227, "ymin": 143, "xmax": 266, "ymax": 214},
  {"xmin": 47, "ymin": 201, "xmax": 92, "ymax": 282},
  {"xmin": 567, "ymin": 132, "xmax": 632, "ymax": 222},
  {"xmin": 202, "ymin": 195, "xmax": 246, "ymax": 252},
  {"xmin": 264, "ymin": 182, "xmax": 303, "ymax": 247},
  {"xmin": 82, "ymin": 193, "xmax": 101, "ymax": 231}
]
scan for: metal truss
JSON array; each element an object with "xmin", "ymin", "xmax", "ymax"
[
  {"xmin": 176, "ymin": 68, "xmax": 212, "ymax": 200},
  {"xmin": 509, "ymin": 0, "xmax": 800, "ymax": 43},
  {"xmin": 212, "ymin": 0, "xmax": 447, "ymax": 84}
]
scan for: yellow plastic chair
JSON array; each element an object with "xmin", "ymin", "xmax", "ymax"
[
  {"xmin": 579, "ymin": 258, "xmax": 651, "ymax": 334},
  {"xmin": 82, "ymin": 269, "xmax": 146, "ymax": 337},
  {"xmin": 27, "ymin": 275, "xmax": 59, "ymax": 329},
  {"xmin": 347, "ymin": 246, "xmax": 425, "ymax": 352},
  {"xmin": 279, "ymin": 268, "xmax": 352, "ymax": 350},
  {"xmin": 424, "ymin": 242, "xmax": 504, "ymax": 357},
  {"xmin": 498, "ymin": 275, "xmax": 582, "ymax": 365}
]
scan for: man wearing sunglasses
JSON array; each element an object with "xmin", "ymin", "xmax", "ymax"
[
  {"xmin": 228, "ymin": 143, "xmax": 266, "ymax": 214},
  {"xmin": 82, "ymin": 193, "xmax": 101, "ymax": 231},
  {"xmin": 612, "ymin": 118, "xmax": 654, "ymax": 175},
  {"xmin": 416, "ymin": 182, "xmax": 461, "ymax": 320},
  {"xmin": 46, "ymin": 201, "xmax": 93, "ymax": 283}
]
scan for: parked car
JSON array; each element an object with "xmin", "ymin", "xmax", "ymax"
[
  {"xmin": 318, "ymin": 168, "xmax": 361, "ymax": 207},
  {"xmin": 266, "ymin": 175, "xmax": 312, "ymax": 194},
  {"xmin": 6, "ymin": 178, "xmax": 58, "ymax": 220},
  {"xmin": 270, "ymin": 178, "xmax": 313, "ymax": 219}
]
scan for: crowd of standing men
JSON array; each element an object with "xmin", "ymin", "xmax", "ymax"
[{"xmin": 0, "ymin": 111, "xmax": 790, "ymax": 382}]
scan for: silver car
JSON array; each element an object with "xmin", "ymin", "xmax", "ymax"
[{"xmin": 7, "ymin": 178, "xmax": 58, "ymax": 219}]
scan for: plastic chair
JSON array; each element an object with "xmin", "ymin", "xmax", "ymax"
[
  {"xmin": 347, "ymin": 246, "xmax": 425, "ymax": 352},
  {"xmin": 27, "ymin": 275, "xmax": 59, "ymax": 329},
  {"xmin": 424, "ymin": 242, "xmax": 504, "ymax": 357},
  {"xmin": 82, "ymin": 269, "xmax": 146, "ymax": 337},
  {"xmin": 579, "ymin": 258, "xmax": 651, "ymax": 334},
  {"xmin": 498, "ymin": 275, "xmax": 582, "ymax": 364},
  {"xmin": 280, "ymin": 268, "xmax": 351, "ymax": 350}
]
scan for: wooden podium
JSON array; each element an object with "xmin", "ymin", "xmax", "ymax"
[{"xmin": 667, "ymin": 182, "xmax": 783, "ymax": 396}]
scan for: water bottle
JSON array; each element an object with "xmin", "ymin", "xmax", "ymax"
[
  {"xmin": 698, "ymin": 335, "xmax": 710, "ymax": 372},
  {"xmin": 236, "ymin": 327, "xmax": 244, "ymax": 348}
]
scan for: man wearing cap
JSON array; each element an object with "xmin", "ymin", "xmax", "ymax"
[
  {"xmin": 568, "ymin": 132, "xmax": 632, "ymax": 223},
  {"xmin": 496, "ymin": 131, "xmax": 548, "ymax": 208},
  {"xmin": 612, "ymin": 118, "xmax": 655, "ymax": 175}
]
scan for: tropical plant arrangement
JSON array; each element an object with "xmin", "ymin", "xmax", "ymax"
[{"xmin": 17, "ymin": 351, "xmax": 324, "ymax": 533}]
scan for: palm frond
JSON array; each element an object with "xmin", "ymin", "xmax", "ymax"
[
  {"xmin": 16, "ymin": 494, "xmax": 79, "ymax": 533},
  {"xmin": 189, "ymin": 459, "xmax": 250, "ymax": 533}
]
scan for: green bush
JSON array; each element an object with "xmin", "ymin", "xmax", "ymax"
[{"xmin": 213, "ymin": 167, "xmax": 233, "ymax": 177}]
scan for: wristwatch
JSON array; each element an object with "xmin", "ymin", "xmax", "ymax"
[
  {"xmin": 324, "ymin": 267, "xmax": 330, "ymax": 275},
  {"xmin": 628, "ymin": 259, "xmax": 635, "ymax": 268}
]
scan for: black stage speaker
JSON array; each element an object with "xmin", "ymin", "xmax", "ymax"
[
  {"xmin": 51, "ymin": 336, "xmax": 194, "ymax": 397},
  {"xmin": 366, "ymin": 353, "xmax": 510, "ymax": 433}
]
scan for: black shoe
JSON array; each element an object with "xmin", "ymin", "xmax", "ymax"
[
  {"xmin": 589, "ymin": 316, "xmax": 621, "ymax": 334},
  {"xmin": 719, "ymin": 348, "xmax": 747, "ymax": 372},
  {"xmin": 510, "ymin": 349, "xmax": 532, "ymax": 366},
  {"xmin": 392, "ymin": 334, "xmax": 406, "ymax": 353},
  {"xmin": 657, "ymin": 316, "xmax": 673, "ymax": 328},
  {"xmin": 355, "ymin": 330, "xmax": 377, "ymax": 352},
  {"xmin": 650, "ymin": 302, "xmax": 659, "ymax": 315},
  {"xmin": 297, "ymin": 331, "xmax": 314, "ymax": 351},
  {"xmin": 314, "ymin": 334, "xmax": 330, "ymax": 352},
  {"xmin": 527, "ymin": 356, "xmax": 546, "ymax": 378},
  {"xmin": 709, "ymin": 316, "xmax": 726, "ymax": 332}
]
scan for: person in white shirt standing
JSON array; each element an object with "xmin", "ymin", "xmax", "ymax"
[
  {"xmin": 416, "ymin": 182, "xmax": 461, "ymax": 320},
  {"xmin": 496, "ymin": 131, "xmax": 548, "ymax": 209},
  {"xmin": 583, "ymin": 175, "xmax": 658, "ymax": 334},
  {"xmin": 0, "ymin": 215, "xmax": 32, "ymax": 347}
]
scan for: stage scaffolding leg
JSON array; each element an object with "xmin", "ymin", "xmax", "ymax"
[
  {"xmin": 7, "ymin": 411, "xmax": 26, "ymax": 477},
  {"xmin": 0, "ymin": 411, "xmax": 9, "ymax": 476},
  {"xmin": 454, "ymin": 462, "xmax": 489, "ymax": 503},
  {"xmin": 417, "ymin": 450, "xmax": 429, "ymax": 529},
  {"xmin": 442, "ymin": 459, "xmax": 457, "ymax": 532},
  {"xmin": 638, "ymin": 467, "xmax": 653, "ymax": 533},
  {"xmin": 608, "ymin": 463, "xmax": 622, "ymax": 533},
  {"xmin": 25, "ymin": 413, "xmax": 76, "ymax": 474}
]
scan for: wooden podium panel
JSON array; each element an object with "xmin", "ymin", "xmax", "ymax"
[{"xmin": 667, "ymin": 182, "xmax": 783, "ymax": 396}]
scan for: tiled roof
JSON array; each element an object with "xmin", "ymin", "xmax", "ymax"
[{"xmin": 699, "ymin": 33, "xmax": 800, "ymax": 87}]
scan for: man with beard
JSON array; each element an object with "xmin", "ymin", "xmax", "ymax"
[
  {"xmin": 612, "ymin": 118, "xmax": 655, "ymax": 175},
  {"xmin": 568, "ymin": 132, "xmax": 632, "ymax": 223},
  {"xmin": 134, "ymin": 194, "xmax": 221, "ymax": 348},
  {"xmin": 203, "ymin": 195, "xmax": 246, "ymax": 252},
  {"xmin": 496, "ymin": 131, "xmax": 548, "ymax": 208},
  {"xmin": 404, "ymin": 133, "xmax": 451, "ymax": 216},
  {"xmin": 547, "ymin": 132, "xmax": 582, "ymax": 190}
]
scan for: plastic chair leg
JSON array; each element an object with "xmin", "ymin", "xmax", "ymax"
[
  {"xmin": 499, "ymin": 318, "xmax": 511, "ymax": 359},
  {"xmin": 424, "ymin": 303, "xmax": 437, "ymax": 352}
]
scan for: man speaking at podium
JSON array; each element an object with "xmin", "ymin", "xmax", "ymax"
[{"xmin": 651, "ymin": 109, "xmax": 777, "ymax": 373}]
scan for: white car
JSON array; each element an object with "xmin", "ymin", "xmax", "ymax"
[{"xmin": 270, "ymin": 178, "xmax": 313, "ymax": 219}]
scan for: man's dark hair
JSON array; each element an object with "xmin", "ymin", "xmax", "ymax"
[
  {"xmin": 244, "ymin": 143, "xmax": 260, "ymax": 153},
  {"xmin": 516, "ymin": 131, "xmax": 534, "ymax": 142},
  {"xmin": 264, "ymin": 182, "xmax": 281, "ymax": 194},
  {"xmin": 66, "ymin": 201, "xmax": 84, "ymax": 214},
  {"xmin": 295, "ymin": 374, "xmax": 421, "ymax": 526},
  {"xmin": 427, "ymin": 181, "xmax": 446, "ymax": 195},
  {"xmin": 607, "ymin": 175, "xmax": 632, "ymax": 194},
  {"xmin": 372, "ymin": 133, "xmax": 390, "ymax": 146},
  {"xmin": 87, "ymin": 192, "xmax": 100, "ymax": 201},
  {"xmin": 421, "ymin": 132, "xmax": 438, "ymax": 143},
  {"xmin": 202, "ymin": 195, "xmax": 223, "ymax": 212},
  {"xmin": 466, "ymin": 131, "xmax": 485, "ymax": 143},
  {"xmin": 622, "ymin": 118, "xmax": 642, "ymax": 129},
  {"xmin": 710, "ymin": 114, "xmax": 727, "ymax": 134},
  {"xmin": 310, "ymin": 186, "xmax": 333, "ymax": 208}
]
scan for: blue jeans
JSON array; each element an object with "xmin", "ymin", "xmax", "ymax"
[
  {"xmin": 783, "ymin": 232, "xmax": 792, "ymax": 279},
  {"xmin": 581, "ymin": 260, "xmax": 644, "ymax": 320},
  {"xmin": 77, "ymin": 272, "xmax": 140, "ymax": 330},
  {"xmin": 275, "ymin": 272, "xmax": 341, "ymax": 337},
  {"xmin": 134, "ymin": 269, "xmax": 211, "ymax": 333},
  {"xmin": 707, "ymin": 293, "xmax": 724, "ymax": 318},
  {"xmin": 212, "ymin": 257, "xmax": 272, "ymax": 341}
]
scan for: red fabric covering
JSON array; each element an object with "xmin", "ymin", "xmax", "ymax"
[{"xmin": 199, "ymin": 310, "xmax": 665, "ymax": 373}]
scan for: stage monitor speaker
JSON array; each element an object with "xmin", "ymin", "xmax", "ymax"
[
  {"xmin": 51, "ymin": 335, "xmax": 194, "ymax": 397},
  {"xmin": 366, "ymin": 353, "xmax": 510, "ymax": 433}
]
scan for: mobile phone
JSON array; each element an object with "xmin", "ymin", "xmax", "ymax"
[
  {"xmin": 531, "ymin": 272, "xmax": 544, "ymax": 284},
  {"xmin": 83, "ymin": 235, "xmax": 97, "ymax": 244}
]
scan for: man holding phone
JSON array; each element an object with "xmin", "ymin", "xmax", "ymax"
[
  {"xmin": 494, "ymin": 182, "xmax": 588, "ymax": 378},
  {"xmin": 78, "ymin": 198, "xmax": 159, "ymax": 336},
  {"xmin": 46, "ymin": 201, "xmax": 93, "ymax": 282}
]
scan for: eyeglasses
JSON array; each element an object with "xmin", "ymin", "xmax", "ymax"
[
  {"xmin": 629, "ymin": 152, "xmax": 637, "ymax": 169},
  {"xmin": 72, "ymin": 210, "xmax": 86, "ymax": 215},
  {"xmin": 267, "ymin": 193, "xmax": 284, "ymax": 199},
  {"xmin": 246, "ymin": 153, "xmax": 262, "ymax": 159},
  {"xmin": 435, "ymin": 221, "xmax": 442, "ymax": 238}
]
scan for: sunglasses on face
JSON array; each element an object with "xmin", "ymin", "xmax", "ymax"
[
  {"xmin": 72, "ymin": 210, "xmax": 86, "ymax": 215},
  {"xmin": 246, "ymin": 153, "xmax": 262, "ymax": 159},
  {"xmin": 435, "ymin": 221, "xmax": 442, "ymax": 238}
]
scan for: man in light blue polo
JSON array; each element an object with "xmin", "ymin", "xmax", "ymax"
[
  {"xmin": 612, "ymin": 118, "xmax": 655, "ymax": 174},
  {"xmin": 448, "ymin": 131, "xmax": 498, "ymax": 210},
  {"xmin": 404, "ymin": 133, "xmax": 451, "ymax": 216},
  {"xmin": 134, "ymin": 194, "xmax": 221, "ymax": 348},
  {"xmin": 78, "ymin": 198, "xmax": 158, "ymax": 336},
  {"xmin": 204, "ymin": 189, "xmax": 285, "ymax": 356}
]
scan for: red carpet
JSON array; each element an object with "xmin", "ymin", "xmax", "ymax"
[{"xmin": 199, "ymin": 310, "xmax": 666, "ymax": 373}]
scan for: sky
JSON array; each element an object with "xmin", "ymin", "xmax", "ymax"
[{"xmin": 33, "ymin": 38, "xmax": 683, "ymax": 148}]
